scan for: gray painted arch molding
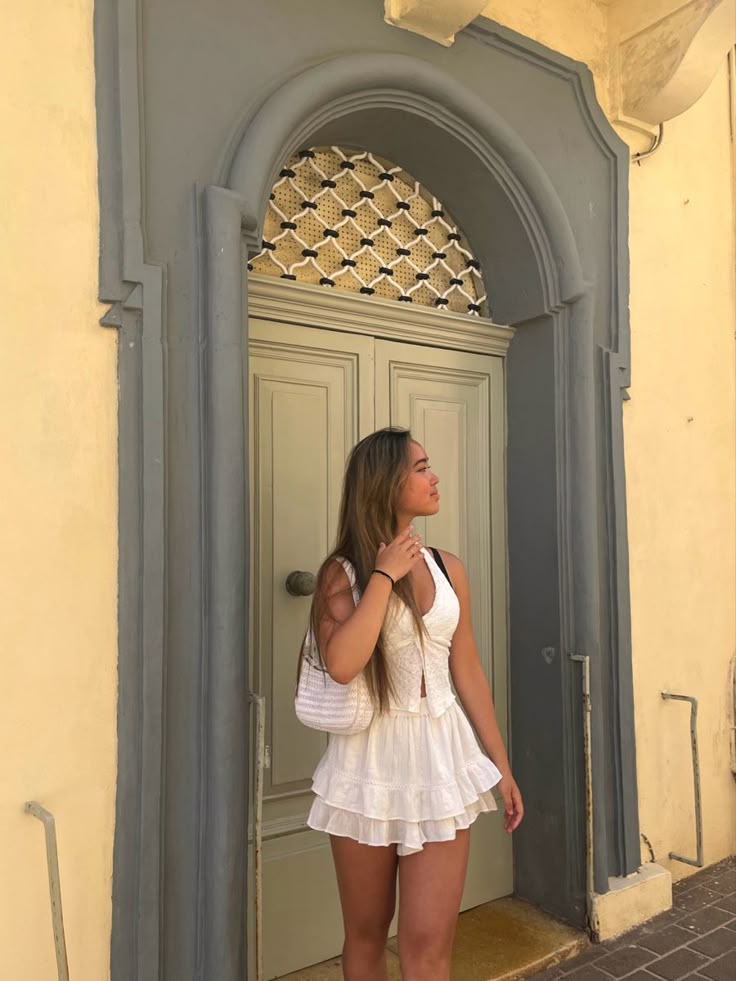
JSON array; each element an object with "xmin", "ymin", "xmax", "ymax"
[
  {"xmin": 98, "ymin": 3, "xmax": 638, "ymax": 978},
  {"xmin": 223, "ymin": 52, "xmax": 585, "ymax": 312},
  {"xmin": 201, "ymin": 20, "xmax": 637, "ymax": 922}
]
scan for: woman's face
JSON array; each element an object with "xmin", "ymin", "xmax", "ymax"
[{"xmin": 396, "ymin": 441, "xmax": 440, "ymax": 520}]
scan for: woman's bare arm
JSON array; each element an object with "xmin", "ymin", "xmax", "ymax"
[
  {"xmin": 317, "ymin": 526, "xmax": 424, "ymax": 684},
  {"xmin": 444, "ymin": 551, "xmax": 524, "ymax": 832},
  {"xmin": 317, "ymin": 561, "xmax": 393, "ymax": 684}
]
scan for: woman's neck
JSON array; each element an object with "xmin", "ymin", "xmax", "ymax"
[{"xmin": 394, "ymin": 511, "xmax": 416, "ymax": 534}]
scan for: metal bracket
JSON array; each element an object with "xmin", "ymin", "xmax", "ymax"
[
  {"xmin": 24, "ymin": 801, "xmax": 70, "ymax": 981},
  {"xmin": 661, "ymin": 692, "xmax": 704, "ymax": 867}
]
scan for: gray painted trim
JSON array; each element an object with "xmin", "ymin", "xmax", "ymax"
[
  {"xmin": 96, "ymin": 4, "xmax": 641, "ymax": 976},
  {"xmin": 552, "ymin": 298, "xmax": 583, "ymax": 905},
  {"xmin": 466, "ymin": 18, "xmax": 632, "ymax": 386},
  {"xmin": 469, "ymin": 18, "xmax": 639, "ymax": 876},
  {"xmin": 225, "ymin": 51, "xmax": 584, "ymax": 313},
  {"xmin": 247, "ymin": 274, "xmax": 515, "ymax": 355},
  {"xmin": 95, "ymin": 2, "xmax": 166, "ymax": 979},
  {"xmin": 207, "ymin": 40, "xmax": 635, "ymax": 934},
  {"xmin": 199, "ymin": 185, "xmax": 250, "ymax": 978},
  {"xmin": 603, "ymin": 344, "xmax": 639, "ymax": 873}
]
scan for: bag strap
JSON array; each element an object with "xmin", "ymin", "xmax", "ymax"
[
  {"xmin": 335, "ymin": 556, "xmax": 361, "ymax": 605},
  {"xmin": 429, "ymin": 547, "xmax": 453, "ymax": 589},
  {"xmin": 302, "ymin": 558, "xmax": 360, "ymax": 658}
]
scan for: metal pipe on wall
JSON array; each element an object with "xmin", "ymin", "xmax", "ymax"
[
  {"xmin": 24, "ymin": 802, "xmax": 70, "ymax": 981},
  {"xmin": 631, "ymin": 123, "xmax": 665, "ymax": 164},
  {"xmin": 569, "ymin": 654, "xmax": 596, "ymax": 934},
  {"xmin": 661, "ymin": 692, "xmax": 704, "ymax": 868}
]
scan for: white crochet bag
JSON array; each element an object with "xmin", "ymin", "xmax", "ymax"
[{"xmin": 295, "ymin": 557, "xmax": 374, "ymax": 735}]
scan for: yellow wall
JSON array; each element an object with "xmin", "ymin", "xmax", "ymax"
[
  {"xmin": 481, "ymin": 0, "xmax": 736, "ymax": 880},
  {"xmin": 0, "ymin": 4, "xmax": 732, "ymax": 976},
  {"xmin": 0, "ymin": 1, "xmax": 117, "ymax": 978},
  {"xmin": 626, "ymin": 58, "xmax": 736, "ymax": 875}
]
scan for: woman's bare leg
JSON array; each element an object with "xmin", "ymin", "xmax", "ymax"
[
  {"xmin": 396, "ymin": 831, "xmax": 470, "ymax": 981},
  {"xmin": 330, "ymin": 835, "xmax": 399, "ymax": 981}
]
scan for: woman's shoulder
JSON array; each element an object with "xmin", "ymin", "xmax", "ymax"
[
  {"xmin": 431, "ymin": 546, "xmax": 461, "ymax": 567},
  {"xmin": 320, "ymin": 555, "xmax": 352, "ymax": 589},
  {"xmin": 315, "ymin": 557, "xmax": 356, "ymax": 620},
  {"xmin": 430, "ymin": 548, "xmax": 467, "ymax": 586}
]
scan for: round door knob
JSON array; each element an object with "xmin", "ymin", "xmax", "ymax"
[{"xmin": 285, "ymin": 570, "xmax": 316, "ymax": 597}]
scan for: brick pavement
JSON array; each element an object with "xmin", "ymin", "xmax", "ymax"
[{"xmin": 529, "ymin": 857, "xmax": 736, "ymax": 981}]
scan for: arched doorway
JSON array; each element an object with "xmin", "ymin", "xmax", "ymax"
[
  {"xmin": 193, "ymin": 49, "xmax": 637, "ymax": 980},
  {"xmin": 246, "ymin": 144, "xmax": 514, "ymax": 975},
  {"xmin": 103, "ymin": 12, "xmax": 638, "ymax": 975}
]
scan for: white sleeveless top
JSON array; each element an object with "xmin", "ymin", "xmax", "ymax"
[
  {"xmin": 382, "ymin": 546, "xmax": 460, "ymax": 717},
  {"xmin": 307, "ymin": 546, "xmax": 501, "ymax": 855}
]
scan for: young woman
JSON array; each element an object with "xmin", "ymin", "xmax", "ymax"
[{"xmin": 304, "ymin": 427, "xmax": 523, "ymax": 981}]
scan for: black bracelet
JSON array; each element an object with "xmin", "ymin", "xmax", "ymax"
[{"xmin": 371, "ymin": 568, "xmax": 395, "ymax": 588}]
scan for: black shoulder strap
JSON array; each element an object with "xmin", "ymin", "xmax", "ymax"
[{"xmin": 429, "ymin": 547, "xmax": 453, "ymax": 589}]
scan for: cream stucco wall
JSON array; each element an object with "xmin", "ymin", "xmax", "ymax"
[
  {"xmin": 0, "ymin": 1, "xmax": 117, "ymax": 979},
  {"xmin": 481, "ymin": 0, "xmax": 736, "ymax": 881},
  {"xmin": 0, "ymin": 2, "xmax": 732, "ymax": 976},
  {"xmin": 625, "ymin": 58, "xmax": 736, "ymax": 876}
]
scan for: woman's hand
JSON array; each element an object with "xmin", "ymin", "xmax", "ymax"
[
  {"xmin": 497, "ymin": 773, "xmax": 524, "ymax": 833},
  {"xmin": 374, "ymin": 526, "xmax": 424, "ymax": 583}
]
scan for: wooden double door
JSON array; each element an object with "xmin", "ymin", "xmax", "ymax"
[{"xmin": 248, "ymin": 311, "xmax": 511, "ymax": 978}]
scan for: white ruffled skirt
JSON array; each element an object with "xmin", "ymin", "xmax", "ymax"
[{"xmin": 307, "ymin": 697, "xmax": 502, "ymax": 856}]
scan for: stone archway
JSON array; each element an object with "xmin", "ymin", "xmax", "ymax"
[
  {"xmin": 195, "ymin": 49, "xmax": 636, "ymax": 978},
  {"xmin": 99, "ymin": 5, "xmax": 638, "ymax": 976}
]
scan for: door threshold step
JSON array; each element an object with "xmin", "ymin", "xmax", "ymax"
[{"xmin": 277, "ymin": 895, "xmax": 589, "ymax": 980}]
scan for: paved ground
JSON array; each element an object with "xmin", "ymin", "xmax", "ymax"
[{"xmin": 530, "ymin": 857, "xmax": 736, "ymax": 981}]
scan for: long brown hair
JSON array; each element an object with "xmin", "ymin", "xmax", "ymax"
[{"xmin": 304, "ymin": 427, "xmax": 428, "ymax": 712}]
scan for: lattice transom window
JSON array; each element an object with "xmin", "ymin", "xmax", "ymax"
[{"xmin": 248, "ymin": 146, "xmax": 489, "ymax": 317}]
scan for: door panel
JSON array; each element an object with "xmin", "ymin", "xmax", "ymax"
[
  {"xmin": 249, "ymin": 319, "xmax": 510, "ymax": 977},
  {"xmin": 375, "ymin": 339, "xmax": 512, "ymax": 909},
  {"xmin": 249, "ymin": 319, "xmax": 374, "ymax": 977}
]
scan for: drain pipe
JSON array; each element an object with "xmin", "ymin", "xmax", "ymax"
[
  {"xmin": 661, "ymin": 692, "xmax": 704, "ymax": 867},
  {"xmin": 569, "ymin": 654, "xmax": 596, "ymax": 935}
]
